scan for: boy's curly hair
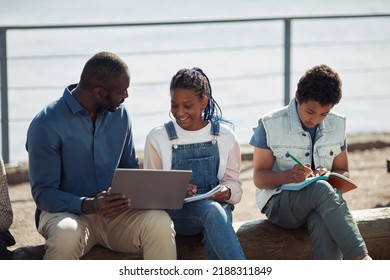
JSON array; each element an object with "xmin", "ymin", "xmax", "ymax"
[{"xmin": 296, "ymin": 64, "xmax": 342, "ymax": 106}]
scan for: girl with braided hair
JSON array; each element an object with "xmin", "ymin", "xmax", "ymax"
[{"xmin": 144, "ymin": 67, "xmax": 245, "ymax": 260}]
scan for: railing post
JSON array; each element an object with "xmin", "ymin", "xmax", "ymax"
[
  {"xmin": 0, "ymin": 28, "xmax": 10, "ymax": 163},
  {"xmin": 284, "ymin": 18, "xmax": 291, "ymax": 106}
]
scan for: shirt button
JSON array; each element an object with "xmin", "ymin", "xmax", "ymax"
[{"xmin": 305, "ymin": 152, "xmax": 310, "ymax": 157}]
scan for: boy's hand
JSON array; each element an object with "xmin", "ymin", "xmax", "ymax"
[
  {"xmin": 313, "ymin": 166, "xmax": 329, "ymax": 177},
  {"xmin": 291, "ymin": 163, "xmax": 314, "ymax": 182}
]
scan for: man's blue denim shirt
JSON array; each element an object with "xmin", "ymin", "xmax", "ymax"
[{"xmin": 26, "ymin": 84, "xmax": 139, "ymax": 217}]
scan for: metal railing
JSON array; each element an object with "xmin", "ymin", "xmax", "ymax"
[{"xmin": 1, "ymin": 13, "xmax": 390, "ymax": 163}]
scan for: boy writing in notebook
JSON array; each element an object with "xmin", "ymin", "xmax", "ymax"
[{"xmin": 249, "ymin": 64, "xmax": 371, "ymax": 260}]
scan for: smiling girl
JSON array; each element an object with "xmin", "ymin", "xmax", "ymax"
[{"xmin": 144, "ymin": 67, "xmax": 245, "ymax": 260}]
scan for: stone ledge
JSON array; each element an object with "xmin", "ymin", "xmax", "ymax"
[{"xmin": 12, "ymin": 207, "xmax": 390, "ymax": 260}]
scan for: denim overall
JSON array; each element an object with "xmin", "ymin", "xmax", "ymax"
[{"xmin": 164, "ymin": 121, "xmax": 245, "ymax": 260}]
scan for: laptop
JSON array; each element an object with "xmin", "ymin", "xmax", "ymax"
[{"xmin": 110, "ymin": 168, "xmax": 192, "ymax": 210}]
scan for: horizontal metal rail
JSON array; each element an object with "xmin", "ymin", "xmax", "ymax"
[{"xmin": 1, "ymin": 13, "xmax": 390, "ymax": 163}]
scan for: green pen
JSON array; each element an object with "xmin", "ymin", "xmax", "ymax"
[{"xmin": 287, "ymin": 152, "xmax": 303, "ymax": 166}]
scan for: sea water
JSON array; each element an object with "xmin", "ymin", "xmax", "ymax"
[{"xmin": 1, "ymin": 0, "xmax": 390, "ymax": 162}]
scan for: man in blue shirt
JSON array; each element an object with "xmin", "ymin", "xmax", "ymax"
[{"xmin": 26, "ymin": 52, "xmax": 176, "ymax": 260}]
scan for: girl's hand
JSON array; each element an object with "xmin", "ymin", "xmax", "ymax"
[
  {"xmin": 186, "ymin": 184, "xmax": 197, "ymax": 197},
  {"xmin": 210, "ymin": 186, "xmax": 231, "ymax": 202}
]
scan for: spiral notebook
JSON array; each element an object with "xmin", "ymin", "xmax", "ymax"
[{"xmin": 110, "ymin": 169, "xmax": 192, "ymax": 209}]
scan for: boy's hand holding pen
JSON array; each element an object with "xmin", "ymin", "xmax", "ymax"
[{"xmin": 287, "ymin": 152, "xmax": 314, "ymax": 182}]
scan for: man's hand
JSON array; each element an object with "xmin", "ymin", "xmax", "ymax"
[{"xmin": 82, "ymin": 188, "xmax": 131, "ymax": 218}]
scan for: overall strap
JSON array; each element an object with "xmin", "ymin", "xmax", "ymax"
[{"xmin": 164, "ymin": 121, "xmax": 178, "ymax": 140}]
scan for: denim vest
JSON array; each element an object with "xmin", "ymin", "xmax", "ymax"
[
  {"xmin": 164, "ymin": 121, "xmax": 220, "ymax": 195},
  {"xmin": 255, "ymin": 99, "xmax": 346, "ymax": 211}
]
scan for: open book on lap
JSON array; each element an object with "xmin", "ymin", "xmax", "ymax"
[
  {"xmin": 184, "ymin": 185, "xmax": 223, "ymax": 203},
  {"xmin": 280, "ymin": 172, "xmax": 358, "ymax": 193}
]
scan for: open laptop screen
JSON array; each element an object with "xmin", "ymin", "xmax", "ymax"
[{"xmin": 110, "ymin": 169, "xmax": 192, "ymax": 209}]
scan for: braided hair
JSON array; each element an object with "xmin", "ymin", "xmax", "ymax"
[{"xmin": 170, "ymin": 67, "xmax": 224, "ymax": 122}]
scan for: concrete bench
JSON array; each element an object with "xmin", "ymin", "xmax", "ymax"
[{"xmin": 12, "ymin": 207, "xmax": 390, "ymax": 260}]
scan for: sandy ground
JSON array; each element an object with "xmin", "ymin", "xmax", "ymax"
[{"xmin": 7, "ymin": 145, "xmax": 390, "ymax": 251}]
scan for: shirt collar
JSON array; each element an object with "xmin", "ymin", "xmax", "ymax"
[
  {"xmin": 63, "ymin": 84, "xmax": 112, "ymax": 122},
  {"xmin": 63, "ymin": 84, "xmax": 86, "ymax": 114},
  {"xmin": 287, "ymin": 98, "xmax": 335, "ymax": 134}
]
